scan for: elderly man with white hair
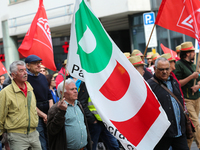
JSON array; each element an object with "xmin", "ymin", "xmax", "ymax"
[
  {"xmin": 0, "ymin": 60, "xmax": 41, "ymax": 150},
  {"xmin": 47, "ymin": 78, "xmax": 92, "ymax": 150}
]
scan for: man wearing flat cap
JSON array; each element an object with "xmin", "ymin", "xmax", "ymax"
[
  {"xmin": 25, "ymin": 55, "xmax": 53, "ymax": 150},
  {"xmin": 173, "ymin": 42, "xmax": 200, "ymax": 149}
]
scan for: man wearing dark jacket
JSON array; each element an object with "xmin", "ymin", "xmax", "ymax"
[
  {"xmin": 25, "ymin": 55, "xmax": 53, "ymax": 150},
  {"xmin": 147, "ymin": 57, "xmax": 189, "ymax": 150},
  {"xmin": 47, "ymin": 78, "xmax": 92, "ymax": 150}
]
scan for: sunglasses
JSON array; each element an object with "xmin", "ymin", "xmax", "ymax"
[{"xmin": 157, "ymin": 68, "xmax": 169, "ymax": 71}]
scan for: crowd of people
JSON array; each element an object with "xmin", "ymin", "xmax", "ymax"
[{"xmin": 0, "ymin": 41, "xmax": 200, "ymax": 150}]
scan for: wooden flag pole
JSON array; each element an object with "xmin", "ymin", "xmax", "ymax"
[
  {"xmin": 143, "ymin": 24, "xmax": 156, "ymax": 58},
  {"xmin": 60, "ymin": 67, "xmax": 67, "ymax": 101},
  {"xmin": 192, "ymin": 50, "xmax": 200, "ymax": 95},
  {"xmin": 7, "ymin": 72, "xmax": 12, "ymax": 79}
]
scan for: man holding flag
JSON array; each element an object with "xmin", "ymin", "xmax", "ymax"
[
  {"xmin": 67, "ymin": 0, "xmax": 170, "ymax": 149},
  {"xmin": 173, "ymin": 42, "xmax": 200, "ymax": 148}
]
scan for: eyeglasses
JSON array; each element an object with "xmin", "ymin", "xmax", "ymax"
[
  {"xmin": 40, "ymin": 69, "xmax": 46, "ymax": 72},
  {"xmin": 157, "ymin": 68, "xmax": 169, "ymax": 71}
]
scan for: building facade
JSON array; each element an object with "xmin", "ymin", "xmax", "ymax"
[{"xmin": 0, "ymin": 0, "xmax": 195, "ymax": 73}]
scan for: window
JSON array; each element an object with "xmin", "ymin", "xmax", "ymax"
[
  {"xmin": 9, "ymin": 0, "xmax": 27, "ymax": 5},
  {"xmin": 151, "ymin": 0, "xmax": 162, "ymax": 10}
]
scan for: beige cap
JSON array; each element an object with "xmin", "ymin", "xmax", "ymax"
[
  {"xmin": 146, "ymin": 52, "xmax": 154, "ymax": 59},
  {"xmin": 131, "ymin": 49, "xmax": 144, "ymax": 57},
  {"xmin": 176, "ymin": 45, "xmax": 181, "ymax": 53},
  {"xmin": 128, "ymin": 55, "xmax": 146, "ymax": 67},
  {"xmin": 152, "ymin": 53, "xmax": 160, "ymax": 61},
  {"xmin": 161, "ymin": 53, "xmax": 176, "ymax": 62},
  {"xmin": 181, "ymin": 42, "xmax": 195, "ymax": 51},
  {"xmin": 62, "ymin": 59, "xmax": 67, "ymax": 65},
  {"xmin": 123, "ymin": 52, "xmax": 130, "ymax": 58}
]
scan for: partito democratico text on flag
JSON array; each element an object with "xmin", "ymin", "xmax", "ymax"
[{"xmin": 67, "ymin": 0, "xmax": 170, "ymax": 149}]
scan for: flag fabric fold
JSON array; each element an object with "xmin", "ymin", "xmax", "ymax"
[
  {"xmin": 67, "ymin": 0, "xmax": 170, "ymax": 149},
  {"xmin": 18, "ymin": 0, "xmax": 56, "ymax": 71},
  {"xmin": 155, "ymin": 0, "xmax": 200, "ymax": 41},
  {"xmin": 0, "ymin": 62, "xmax": 7, "ymax": 76},
  {"xmin": 160, "ymin": 43, "xmax": 177, "ymax": 59}
]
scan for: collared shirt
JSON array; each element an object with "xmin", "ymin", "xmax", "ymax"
[
  {"xmin": 64, "ymin": 100, "xmax": 87, "ymax": 149},
  {"xmin": 173, "ymin": 59, "xmax": 200, "ymax": 99},
  {"xmin": 18, "ymin": 82, "xmax": 28, "ymax": 97},
  {"xmin": 164, "ymin": 78, "xmax": 182, "ymax": 137},
  {"xmin": 26, "ymin": 69, "xmax": 40, "ymax": 76}
]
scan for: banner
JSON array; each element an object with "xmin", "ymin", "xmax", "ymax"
[
  {"xmin": 18, "ymin": 0, "xmax": 56, "ymax": 71},
  {"xmin": 155, "ymin": 0, "xmax": 200, "ymax": 41},
  {"xmin": 160, "ymin": 43, "xmax": 177, "ymax": 59},
  {"xmin": 67, "ymin": 0, "xmax": 170, "ymax": 149},
  {"xmin": 0, "ymin": 62, "xmax": 7, "ymax": 76}
]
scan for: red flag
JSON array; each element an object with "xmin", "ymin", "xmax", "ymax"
[
  {"xmin": 155, "ymin": 0, "xmax": 200, "ymax": 41},
  {"xmin": 0, "ymin": 62, "xmax": 7, "ymax": 76},
  {"xmin": 160, "ymin": 43, "xmax": 177, "ymax": 59},
  {"xmin": 18, "ymin": 0, "xmax": 56, "ymax": 71}
]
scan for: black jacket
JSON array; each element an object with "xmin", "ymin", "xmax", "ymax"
[
  {"xmin": 147, "ymin": 75, "xmax": 186, "ymax": 137},
  {"xmin": 47, "ymin": 101, "xmax": 92, "ymax": 150},
  {"xmin": 78, "ymin": 82, "xmax": 97, "ymax": 124},
  {"xmin": 143, "ymin": 67, "xmax": 153, "ymax": 81}
]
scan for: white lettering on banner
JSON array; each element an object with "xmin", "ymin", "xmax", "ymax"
[
  {"xmin": 178, "ymin": 7, "xmax": 200, "ymax": 39},
  {"xmin": 182, "ymin": 15, "xmax": 193, "ymax": 29},
  {"xmin": 37, "ymin": 18, "xmax": 52, "ymax": 46}
]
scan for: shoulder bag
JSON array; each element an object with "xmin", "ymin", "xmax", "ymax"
[{"xmin": 151, "ymin": 77, "xmax": 195, "ymax": 139}]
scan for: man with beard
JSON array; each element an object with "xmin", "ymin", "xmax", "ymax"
[{"xmin": 173, "ymin": 41, "xmax": 200, "ymax": 149}]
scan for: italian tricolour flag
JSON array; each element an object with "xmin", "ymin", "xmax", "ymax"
[{"xmin": 67, "ymin": 0, "xmax": 170, "ymax": 149}]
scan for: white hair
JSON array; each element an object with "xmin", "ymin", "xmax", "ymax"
[
  {"xmin": 10, "ymin": 60, "xmax": 26, "ymax": 73},
  {"xmin": 57, "ymin": 78, "xmax": 75, "ymax": 98},
  {"xmin": 155, "ymin": 57, "xmax": 169, "ymax": 68}
]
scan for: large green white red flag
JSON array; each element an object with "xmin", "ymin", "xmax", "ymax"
[{"xmin": 67, "ymin": 0, "xmax": 170, "ymax": 149}]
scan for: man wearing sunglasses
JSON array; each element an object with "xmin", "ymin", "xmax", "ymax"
[{"xmin": 147, "ymin": 57, "xmax": 189, "ymax": 150}]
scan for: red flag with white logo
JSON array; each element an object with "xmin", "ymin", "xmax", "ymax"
[
  {"xmin": 67, "ymin": 0, "xmax": 170, "ymax": 149},
  {"xmin": 0, "ymin": 62, "xmax": 7, "ymax": 76},
  {"xmin": 160, "ymin": 43, "xmax": 177, "ymax": 59},
  {"xmin": 18, "ymin": 0, "xmax": 56, "ymax": 71},
  {"xmin": 155, "ymin": 0, "xmax": 200, "ymax": 41}
]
